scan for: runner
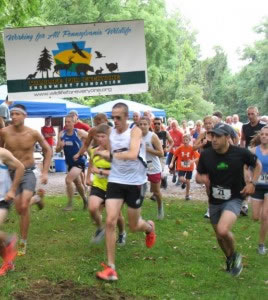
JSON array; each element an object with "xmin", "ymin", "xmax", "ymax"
[
  {"xmin": 153, "ymin": 117, "xmax": 174, "ymax": 189},
  {"xmin": 0, "ymin": 148, "xmax": 24, "ymax": 276},
  {"xmin": 87, "ymin": 124, "xmax": 126, "ymax": 245},
  {"xmin": 249, "ymin": 125, "xmax": 268, "ymax": 255},
  {"xmin": 130, "ymin": 111, "xmax": 140, "ymax": 129},
  {"xmin": 170, "ymin": 134, "xmax": 200, "ymax": 200},
  {"xmin": 167, "ymin": 120, "xmax": 183, "ymax": 185},
  {"xmin": 95, "ymin": 102, "xmax": 156, "ymax": 281},
  {"xmin": 41, "ymin": 117, "xmax": 56, "ymax": 171},
  {"xmin": 196, "ymin": 123, "xmax": 262, "ymax": 276},
  {"xmin": 0, "ymin": 104, "xmax": 52, "ymax": 256},
  {"xmin": 241, "ymin": 106, "xmax": 266, "ymax": 216},
  {"xmin": 56, "ymin": 115, "xmax": 88, "ymax": 211},
  {"xmin": 139, "ymin": 117, "xmax": 164, "ymax": 219},
  {"xmin": 193, "ymin": 115, "xmax": 214, "ymax": 218}
]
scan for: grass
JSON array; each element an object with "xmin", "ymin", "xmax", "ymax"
[{"xmin": 0, "ymin": 195, "xmax": 267, "ymax": 299}]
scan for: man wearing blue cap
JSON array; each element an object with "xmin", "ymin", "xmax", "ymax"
[{"xmin": 196, "ymin": 123, "xmax": 262, "ymax": 276}]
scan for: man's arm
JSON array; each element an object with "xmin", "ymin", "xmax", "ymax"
[
  {"xmin": 0, "ymin": 117, "xmax": 5, "ymax": 129},
  {"xmin": 36, "ymin": 132, "xmax": 52, "ymax": 184},
  {"xmin": 74, "ymin": 128, "xmax": 96, "ymax": 160},
  {"xmin": 166, "ymin": 132, "xmax": 174, "ymax": 152},
  {"xmin": 147, "ymin": 134, "xmax": 164, "ymax": 157},
  {"xmin": 240, "ymin": 159, "xmax": 262, "ymax": 195},
  {"xmin": 55, "ymin": 131, "xmax": 64, "ymax": 153},
  {"xmin": 113, "ymin": 127, "xmax": 142, "ymax": 161},
  {"xmin": 240, "ymin": 126, "xmax": 246, "ymax": 148},
  {"xmin": 1, "ymin": 148, "xmax": 25, "ymax": 201}
]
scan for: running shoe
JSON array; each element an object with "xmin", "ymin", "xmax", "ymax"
[
  {"xmin": 157, "ymin": 206, "xmax": 164, "ymax": 220},
  {"xmin": 0, "ymin": 262, "xmax": 14, "ymax": 276},
  {"xmin": 230, "ymin": 252, "xmax": 243, "ymax": 277},
  {"xmin": 145, "ymin": 220, "xmax": 156, "ymax": 248},
  {"xmin": 91, "ymin": 228, "xmax": 105, "ymax": 244},
  {"xmin": 117, "ymin": 232, "xmax": 127, "ymax": 246},
  {"xmin": 36, "ymin": 188, "xmax": 45, "ymax": 210},
  {"xmin": 240, "ymin": 205, "xmax": 248, "ymax": 217},
  {"xmin": 204, "ymin": 209, "xmax": 210, "ymax": 218},
  {"xmin": 17, "ymin": 241, "xmax": 27, "ymax": 256},
  {"xmin": 257, "ymin": 244, "xmax": 267, "ymax": 255},
  {"xmin": 172, "ymin": 174, "xmax": 177, "ymax": 183},
  {"xmin": 3, "ymin": 235, "xmax": 17, "ymax": 263},
  {"xmin": 161, "ymin": 176, "xmax": 168, "ymax": 189},
  {"xmin": 96, "ymin": 263, "xmax": 118, "ymax": 281},
  {"xmin": 181, "ymin": 183, "xmax": 186, "ymax": 189},
  {"xmin": 185, "ymin": 195, "xmax": 191, "ymax": 201},
  {"xmin": 150, "ymin": 194, "xmax": 157, "ymax": 201}
]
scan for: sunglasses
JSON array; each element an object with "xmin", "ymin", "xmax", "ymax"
[
  {"xmin": 111, "ymin": 116, "xmax": 122, "ymax": 120},
  {"xmin": 154, "ymin": 123, "xmax": 161, "ymax": 125}
]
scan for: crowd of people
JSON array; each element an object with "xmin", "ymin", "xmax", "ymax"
[{"xmin": 0, "ymin": 100, "xmax": 267, "ymax": 281}]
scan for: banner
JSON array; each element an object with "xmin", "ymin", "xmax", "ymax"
[{"xmin": 4, "ymin": 20, "xmax": 148, "ymax": 100}]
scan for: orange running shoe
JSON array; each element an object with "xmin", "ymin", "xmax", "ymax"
[
  {"xmin": 145, "ymin": 220, "xmax": 156, "ymax": 248},
  {"xmin": 0, "ymin": 262, "xmax": 15, "ymax": 276},
  {"xmin": 96, "ymin": 263, "xmax": 118, "ymax": 281},
  {"xmin": 3, "ymin": 235, "xmax": 17, "ymax": 263}
]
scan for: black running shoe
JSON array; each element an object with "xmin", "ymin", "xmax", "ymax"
[
  {"xmin": 230, "ymin": 253, "xmax": 243, "ymax": 277},
  {"xmin": 172, "ymin": 174, "xmax": 177, "ymax": 183},
  {"xmin": 240, "ymin": 206, "xmax": 248, "ymax": 217},
  {"xmin": 226, "ymin": 257, "xmax": 232, "ymax": 272},
  {"xmin": 162, "ymin": 176, "xmax": 168, "ymax": 189},
  {"xmin": 181, "ymin": 183, "xmax": 186, "ymax": 189}
]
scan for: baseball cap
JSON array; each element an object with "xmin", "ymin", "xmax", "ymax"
[{"xmin": 209, "ymin": 123, "xmax": 231, "ymax": 136}]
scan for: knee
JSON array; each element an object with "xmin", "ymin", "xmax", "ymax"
[
  {"xmin": 65, "ymin": 177, "xmax": 73, "ymax": 185},
  {"xmin": 17, "ymin": 203, "xmax": 29, "ymax": 215},
  {"xmin": 216, "ymin": 226, "xmax": 229, "ymax": 239},
  {"xmin": 106, "ymin": 217, "xmax": 117, "ymax": 230}
]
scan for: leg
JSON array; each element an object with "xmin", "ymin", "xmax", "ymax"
[
  {"xmin": 251, "ymin": 198, "xmax": 262, "ymax": 221},
  {"xmin": 89, "ymin": 195, "xmax": 103, "ymax": 228},
  {"xmin": 213, "ymin": 210, "xmax": 237, "ymax": 257},
  {"xmin": 117, "ymin": 210, "xmax": 125, "ymax": 235},
  {"xmin": 0, "ymin": 209, "xmax": 8, "ymax": 256},
  {"xmin": 15, "ymin": 190, "xmax": 34, "ymax": 241},
  {"xmin": 105, "ymin": 199, "xmax": 124, "ymax": 266},
  {"xmin": 151, "ymin": 181, "xmax": 164, "ymax": 220},
  {"xmin": 65, "ymin": 167, "xmax": 82, "ymax": 209},
  {"xmin": 259, "ymin": 195, "xmax": 268, "ymax": 245},
  {"xmin": 73, "ymin": 174, "xmax": 87, "ymax": 209},
  {"xmin": 127, "ymin": 207, "xmax": 152, "ymax": 233}
]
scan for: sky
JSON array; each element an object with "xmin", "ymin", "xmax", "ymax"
[{"xmin": 165, "ymin": 0, "xmax": 268, "ymax": 72}]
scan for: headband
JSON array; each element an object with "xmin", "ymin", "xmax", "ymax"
[{"xmin": 10, "ymin": 107, "xmax": 27, "ymax": 115}]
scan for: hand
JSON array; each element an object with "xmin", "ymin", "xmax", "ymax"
[
  {"xmin": 5, "ymin": 189, "xmax": 16, "ymax": 202},
  {"xmin": 240, "ymin": 183, "xmax": 255, "ymax": 196},
  {"xmin": 40, "ymin": 173, "xmax": 48, "ymax": 185},
  {"xmin": 73, "ymin": 153, "xmax": 79, "ymax": 161},
  {"xmin": 202, "ymin": 138, "xmax": 207, "ymax": 145},
  {"xmin": 169, "ymin": 163, "xmax": 173, "ymax": 169},
  {"xmin": 91, "ymin": 166, "xmax": 99, "ymax": 174}
]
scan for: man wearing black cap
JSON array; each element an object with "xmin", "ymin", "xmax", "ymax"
[{"xmin": 196, "ymin": 123, "xmax": 262, "ymax": 276}]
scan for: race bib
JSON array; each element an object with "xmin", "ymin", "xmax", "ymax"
[
  {"xmin": 212, "ymin": 186, "xmax": 231, "ymax": 200},
  {"xmin": 258, "ymin": 173, "xmax": 268, "ymax": 184},
  {"xmin": 181, "ymin": 160, "xmax": 190, "ymax": 168}
]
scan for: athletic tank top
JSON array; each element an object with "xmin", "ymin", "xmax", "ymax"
[
  {"xmin": 61, "ymin": 129, "xmax": 86, "ymax": 166},
  {"xmin": 109, "ymin": 126, "xmax": 147, "ymax": 185},
  {"xmin": 0, "ymin": 159, "xmax": 12, "ymax": 201},
  {"xmin": 255, "ymin": 146, "xmax": 268, "ymax": 187},
  {"xmin": 89, "ymin": 147, "xmax": 111, "ymax": 191},
  {"xmin": 143, "ymin": 131, "xmax": 162, "ymax": 175}
]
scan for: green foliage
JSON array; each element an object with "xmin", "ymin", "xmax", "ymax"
[{"xmin": 0, "ymin": 1, "xmax": 266, "ymax": 121}]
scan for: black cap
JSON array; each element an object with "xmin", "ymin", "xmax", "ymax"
[{"xmin": 209, "ymin": 123, "xmax": 231, "ymax": 136}]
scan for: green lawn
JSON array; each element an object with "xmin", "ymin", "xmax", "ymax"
[{"xmin": 0, "ymin": 196, "xmax": 267, "ymax": 299}]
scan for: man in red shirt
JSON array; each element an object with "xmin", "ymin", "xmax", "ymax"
[
  {"xmin": 41, "ymin": 117, "xmax": 56, "ymax": 147},
  {"xmin": 68, "ymin": 110, "xmax": 91, "ymax": 132}
]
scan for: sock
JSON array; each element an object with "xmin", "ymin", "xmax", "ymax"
[{"xmin": 108, "ymin": 263, "xmax": 115, "ymax": 270}]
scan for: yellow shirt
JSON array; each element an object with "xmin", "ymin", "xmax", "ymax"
[{"xmin": 89, "ymin": 148, "xmax": 111, "ymax": 191}]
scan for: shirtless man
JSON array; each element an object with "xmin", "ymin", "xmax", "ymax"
[{"xmin": 0, "ymin": 104, "xmax": 52, "ymax": 256}]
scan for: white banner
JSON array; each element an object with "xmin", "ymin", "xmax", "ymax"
[{"xmin": 4, "ymin": 20, "xmax": 148, "ymax": 100}]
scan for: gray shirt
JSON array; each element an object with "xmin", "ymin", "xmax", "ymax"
[{"xmin": 0, "ymin": 103, "xmax": 10, "ymax": 120}]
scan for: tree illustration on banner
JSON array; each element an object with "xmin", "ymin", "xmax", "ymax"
[{"xmin": 37, "ymin": 47, "xmax": 53, "ymax": 78}]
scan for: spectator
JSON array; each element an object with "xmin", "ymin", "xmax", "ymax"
[
  {"xmin": 68, "ymin": 110, "xmax": 91, "ymax": 132},
  {"xmin": 0, "ymin": 96, "xmax": 13, "ymax": 129}
]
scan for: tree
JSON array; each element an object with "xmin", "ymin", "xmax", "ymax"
[{"xmin": 37, "ymin": 47, "xmax": 53, "ymax": 78}]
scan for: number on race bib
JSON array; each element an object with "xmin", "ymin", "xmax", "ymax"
[{"xmin": 212, "ymin": 186, "xmax": 231, "ymax": 200}]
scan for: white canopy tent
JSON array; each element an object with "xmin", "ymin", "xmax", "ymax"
[{"xmin": 91, "ymin": 99, "xmax": 166, "ymax": 118}]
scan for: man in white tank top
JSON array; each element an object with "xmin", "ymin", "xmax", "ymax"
[
  {"xmin": 0, "ymin": 148, "xmax": 24, "ymax": 276},
  {"xmin": 95, "ymin": 103, "xmax": 156, "ymax": 281},
  {"xmin": 139, "ymin": 117, "xmax": 165, "ymax": 220}
]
